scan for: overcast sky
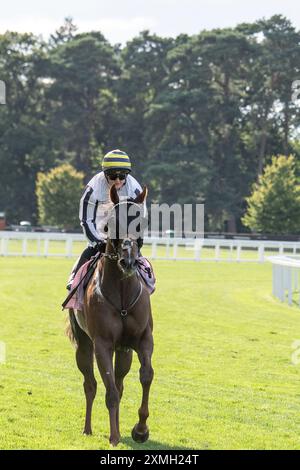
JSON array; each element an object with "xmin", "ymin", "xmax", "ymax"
[{"xmin": 0, "ymin": 0, "xmax": 300, "ymax": 44}]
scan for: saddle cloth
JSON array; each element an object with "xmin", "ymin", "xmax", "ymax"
[
  {"xmin": 63, "ymin": 256, "xmax": 155, "ymax": 311},
  {"xmin": 137, "ymin": 257, "xmax": 156, "ymax": 295}
]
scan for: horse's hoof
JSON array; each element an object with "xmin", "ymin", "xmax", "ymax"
[
  {"xmin": 83, "ymin": 429, "xmax": 92, "ymax": 436},
  {"xmin": 109, "ymin": 436, "xmax": 120, "ymax": 447},
  {"xmin": 131, "ymin": 424, "xmax": 149, "ymax": 443}
]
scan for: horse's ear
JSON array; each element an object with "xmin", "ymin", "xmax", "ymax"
[
  {"xmin": 134, "ymin": 186, "xmax": 148, "ymax": 204},
  {"xmin": 110, "ymin": 184, "xmax": 119, "ymax": 205}
]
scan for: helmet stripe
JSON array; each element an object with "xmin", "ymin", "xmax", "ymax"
[
  {"xmin": 103, "ymin": 161, "xmax": 131, "ymax": 168},
  {"xmin": 103, "ymin": 157, "xmax": 130, "ymax": 163}
]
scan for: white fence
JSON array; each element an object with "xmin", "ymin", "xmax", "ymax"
[
  {"xmin": 1, "ymin": 231, "xmax": 300, "ymax": 262},
  {"xmin": 268, "ymin": 256, "xmax": 300, "ymax": 307}
]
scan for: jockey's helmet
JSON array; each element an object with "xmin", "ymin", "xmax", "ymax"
[{"xmin": 102, "ymin": 149, "xmax": 132, "ymax": 173}]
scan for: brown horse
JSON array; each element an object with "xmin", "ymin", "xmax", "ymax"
[{"xmin": 67, "ymin": 185, "xmax": 154, "ymax": 447}]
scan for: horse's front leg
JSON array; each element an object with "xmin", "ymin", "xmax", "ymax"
[
  {"xmin": 94, "ymin": 337, "xmax": 120, "ymax": 446},
  {"xmin": 132, "ymin": 327, "xmax": 154, "ymax": 443},
  {"xmin": 115, "ymin": 348, "xmax": 133, "ymax": 437}
]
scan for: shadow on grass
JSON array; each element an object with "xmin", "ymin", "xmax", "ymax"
[{"xmin": 120, "ymin": 436, "xmax": 195, "ymax": 451}]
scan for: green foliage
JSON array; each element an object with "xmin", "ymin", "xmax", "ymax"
[
  {"xmin": 1, "ymin": 16, "xmax": 300, "ymax": 232},
  {"xmin": 0, "ymin": 31, "xmax": 49, "ymax": 223},
  {"xmin": 36, "ymin": 164, "xmax": 84, "ymax": 229},
  {"xmin": 243, "ymin": 155, "xmax": 300, "ymax": 233}
]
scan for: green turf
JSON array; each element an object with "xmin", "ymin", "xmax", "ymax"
[{"xmin": 1, "ymin": 257, "xmax": 300, "ymax": 450}]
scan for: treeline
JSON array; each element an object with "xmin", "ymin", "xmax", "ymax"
[{"xmin": 1, "ymin": 15, "xmax": 300, "ymax": 231}]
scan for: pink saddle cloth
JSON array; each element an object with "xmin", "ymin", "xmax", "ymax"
[
  {"xmin": 63, "ymin": 258, "xmax": 95, "ymax": 311},
  {"xmin": 63, "ymin": 256, "xmax": 155, "ymax": 311},
  {"xmin": 137, "ymin": 256, "xmax": 156, "ymax": 295}
]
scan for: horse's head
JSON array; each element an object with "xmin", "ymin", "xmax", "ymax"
[{"xmin": 107, "ymin": 185, "xmax": 148, "ymax": 276}]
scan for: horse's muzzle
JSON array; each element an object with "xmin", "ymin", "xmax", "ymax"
[{"xmin": 118, "ymin": 257, "xmax": 138, "ymax": 274}]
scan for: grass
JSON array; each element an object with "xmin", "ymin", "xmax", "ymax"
[{"xmin": 1, "ymin": 257, "xmax": 300, "ymax": 449}]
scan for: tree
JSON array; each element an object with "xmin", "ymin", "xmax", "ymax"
[
  {"xmin": 36, "ymin": 164, "xmax": 84, "ymax": 229},
  {"xmin": 42, "ymin": 32, "xmax": 121, "ymax": 176},
  {"xmin": 49, "ymin": 17, "xmax": 78, "ymax": 47},
  {"xmin": 237, "ymin": 16, "xmax": 300, "ymax": 173},
  {"xmin": 242, "ymin": 155, "xmax": 300, "ymax": 233},
  {"xmin": 0, "ymin": 32, "xmax": 49, "ymax": 223},
  {"xmin": 2, "ymin": 16, "xmax": 300, "ymax": 232},
  {"xmin": 195, "ymin": 28, "xmax": 256, "ymax": 230},
  {"xmin": 119, "ymin": 31, "xmax": 174, "ymax": 180}
]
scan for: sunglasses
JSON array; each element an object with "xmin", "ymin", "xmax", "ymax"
[{"xmin": 107, "ymin": 172, "xmax": 128, "ymax": 181}]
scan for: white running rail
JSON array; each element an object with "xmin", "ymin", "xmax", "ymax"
[
  {"xmin": 0, "ymin": 231, "xmax": 300, "ymax": 263},
  {"xmin": 268, "ymin": 256, "xmax": 300, "ymax": 306}
]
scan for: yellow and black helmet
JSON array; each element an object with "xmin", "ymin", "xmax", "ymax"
[{"xmin": 102, "ymin": 149, "xmax": 132, "ymax": 173}]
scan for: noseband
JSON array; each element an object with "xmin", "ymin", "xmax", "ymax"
[{"xmin": 103, "ymin": 238, "xmax": 138, "ymax": 262}]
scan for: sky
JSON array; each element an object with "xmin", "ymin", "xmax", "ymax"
[{"xmin": 0, "ymin": 0, "xmax": 300, "ymax": 44}]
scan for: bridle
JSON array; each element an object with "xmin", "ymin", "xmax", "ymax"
[
  {"xmin": 97, "ymin": 199, "xmax": 145, "ymax": 316},
  {"xmin": 103, "ymin": 198, "xmax": 144, "ymax": 262}
]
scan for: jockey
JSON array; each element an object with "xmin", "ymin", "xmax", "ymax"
[{"xmin": 66, "ymin": 149, "xmax": 147, "ymax": 290}]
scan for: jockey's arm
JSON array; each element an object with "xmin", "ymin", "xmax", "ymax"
[{"xmin": 79, "ymin": 185, "xmax": 103, "ymax": 246}]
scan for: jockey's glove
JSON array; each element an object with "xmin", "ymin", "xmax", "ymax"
[
  {"xmin": 137, "ymin": 237, "xmax": 143, "ymax": 249},
  {"xmin": 96, "ymin": 240, "xmax": 106, "ymax": 253}
]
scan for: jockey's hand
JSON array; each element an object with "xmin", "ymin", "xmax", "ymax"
[
  {"xmin": 96, "ymin": 240, "xmax": 106, "ymax": 253},
  {"xmin": 137, "ymin": 237, "xmax": 143, "ymax": 249}
]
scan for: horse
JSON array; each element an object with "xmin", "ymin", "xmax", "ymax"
[{"xmin": 67, "ymin": 184, "xmax": 154, "ymax": 447}]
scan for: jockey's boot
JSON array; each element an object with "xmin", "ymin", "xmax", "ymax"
[{"xmin": 66, "ymin": 245, "xmax": 99, "ymax": 290}]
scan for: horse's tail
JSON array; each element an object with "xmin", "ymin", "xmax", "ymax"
[{"xmin": 66, "ymin": 309, "xmax": 79, "ymax": 347}]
